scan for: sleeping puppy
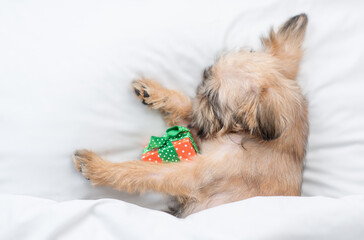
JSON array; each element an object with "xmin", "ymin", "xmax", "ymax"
[{"xmin": 73, "ymin": 14, "xmax": 309, "ymax": 218}]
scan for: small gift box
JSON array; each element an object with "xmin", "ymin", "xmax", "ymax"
[{"xmin": 142, "ymin": 126, "xmax": 199, "ymax": 163}]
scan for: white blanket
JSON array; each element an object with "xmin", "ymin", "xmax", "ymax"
[{"xmin": 1, "ymin": 194, "xmax": 364, "ymax": 240}]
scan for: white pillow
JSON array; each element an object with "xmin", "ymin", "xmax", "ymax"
[{"xmin": 1, "ymin": 0, "xmax": 363, "ymax": 209}]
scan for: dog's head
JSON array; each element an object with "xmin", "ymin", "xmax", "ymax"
[{"xmin": 192, "ymin": 14, "xmax": 308, "ymax": 141}]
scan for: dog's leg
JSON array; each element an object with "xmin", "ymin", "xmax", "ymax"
[
  {"xmin": 131, "ymin": 78, "xmax": 192, "ymax": 126},
  {"xmin": 73, "ymin": 150, "xmax": 198, "ymax": 198}
]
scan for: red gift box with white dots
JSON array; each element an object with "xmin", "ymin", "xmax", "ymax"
[{"xmin": 142, "ymin": 137, "xmax": 197, "ymax": 163}]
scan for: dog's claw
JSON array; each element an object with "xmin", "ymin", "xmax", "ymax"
[{"xmin": 74, "ymin": 150, "xmax": 81, "ymax": 157}]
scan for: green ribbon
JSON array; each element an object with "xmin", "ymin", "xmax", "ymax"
[{"xmin": 143, "ymin": 126, "xmax": 199, "ymax": 162}]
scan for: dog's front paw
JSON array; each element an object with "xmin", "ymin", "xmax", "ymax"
[
  {"xmin": 72, "ymin": 149, "xmax": 105, "ymax": 182},
  {"xmin": 131, "ymin": 78, "xmax": 167, "ymax": 107}
]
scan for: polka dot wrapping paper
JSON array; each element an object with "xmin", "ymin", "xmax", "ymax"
[{"xmin": 141, "ymin": 126, "xmax": 199, "ymax": 163}]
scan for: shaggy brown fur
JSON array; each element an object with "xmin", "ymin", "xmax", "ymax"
[{"xmin": 73, "ymin": 14, "xmax": 309, "ymax": 218}]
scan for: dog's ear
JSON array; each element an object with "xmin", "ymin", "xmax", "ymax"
[
  {"xmin": 261, "ymin": 14, "xmax": 308, "ymax": 80},
  {"xmin": 255, "ymin": 90, "xmax": 286, "ymax": 141},
  {"xmin": 235, "ymin": 89, "xmax": 286, "ymax": 141}
]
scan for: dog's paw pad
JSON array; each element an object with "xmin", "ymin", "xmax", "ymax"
[
  {"xmin": 143, "ymin": 90, "xmax": 150, "ymax": 98},
  {"xmin": 131, "ymin": 79, "xmax": 155, "ymax": 106},
  {"xmin": 142, "ymin": 99, "xmax": 152, "ymax": 105},
  {"xmin": 134, "ymin": 88, "xmax": 141, "ymax": 96}
]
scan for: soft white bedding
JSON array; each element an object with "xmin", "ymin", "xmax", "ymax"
[
  {"xmin": 1, "ymin": 194, "xmax": 364, "ymax": 240},
  {"xmin": 1, "ymin": 0, "xmax": 364, "ymax": 239}
]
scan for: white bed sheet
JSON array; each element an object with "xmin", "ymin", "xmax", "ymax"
[{"xmin": 1, "ymin": 194, "xmax": 364, "ymax": 240}]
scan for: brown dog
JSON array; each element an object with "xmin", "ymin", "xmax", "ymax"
[{"xmin": 73, "ymin": 14, "xmax": 309, "ymax": 218}]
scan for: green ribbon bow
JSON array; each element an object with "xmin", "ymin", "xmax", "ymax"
[{"xmin": 143, "ymin": 126, "xmax": 199, "ymax": 162}]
